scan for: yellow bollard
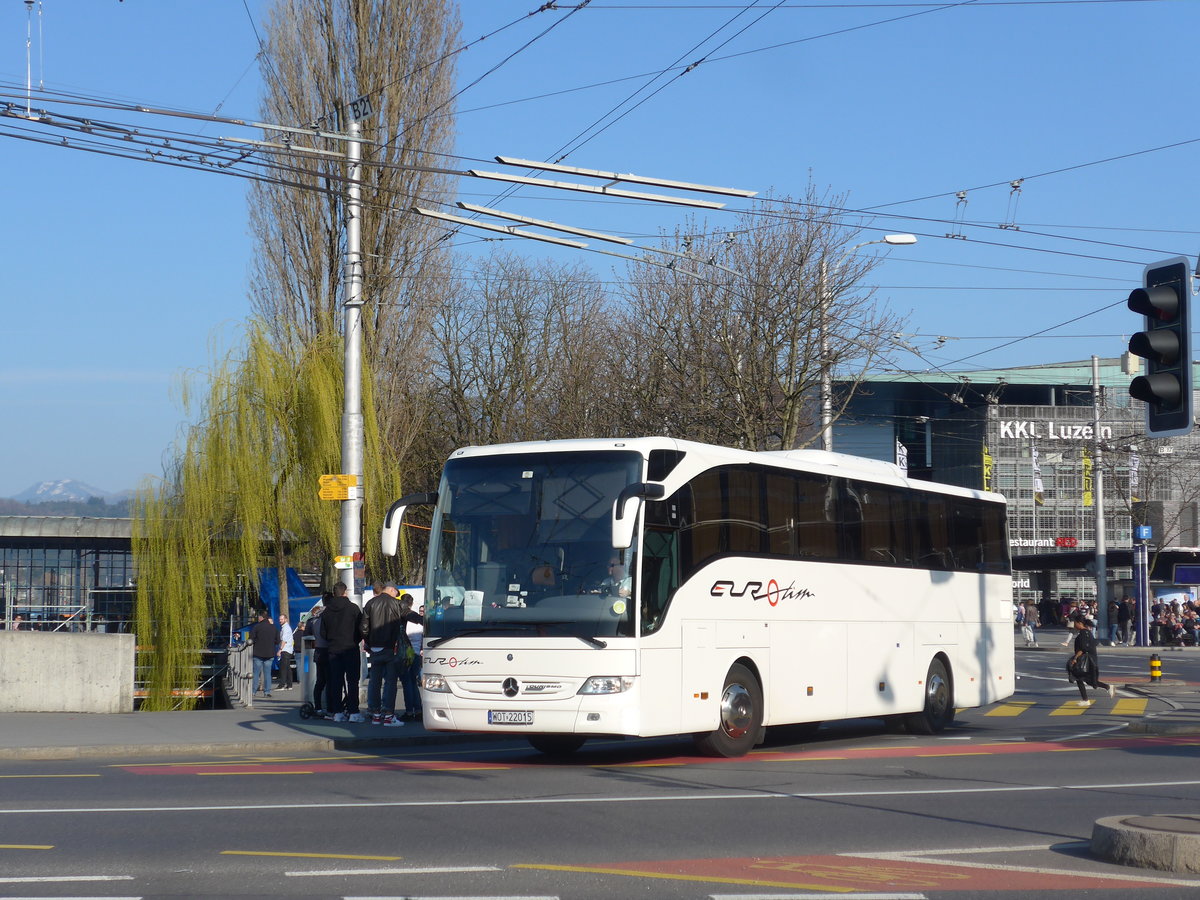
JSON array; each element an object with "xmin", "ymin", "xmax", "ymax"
[{"xmin": 1150, "ymin": 653, "xmax": 1162, "ymax": 682}]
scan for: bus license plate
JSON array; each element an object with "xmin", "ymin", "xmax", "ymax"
[{"xmin": 488, "ymin": 710, "xmax": 533, "ymax": 725}]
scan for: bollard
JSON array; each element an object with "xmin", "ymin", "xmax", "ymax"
[{"xmin": 1150, "ymin": 653, "xmax": 1162, "ymax": 682}]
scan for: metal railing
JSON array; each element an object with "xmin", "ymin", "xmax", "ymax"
[{"xmin": 133, "ymin": 648, "xmax": 228, "ymax": 711}]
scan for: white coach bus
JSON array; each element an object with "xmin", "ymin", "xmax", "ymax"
[{"xmin": 382, "ymin": 437, "xmax": 1013, "ymax": 757}]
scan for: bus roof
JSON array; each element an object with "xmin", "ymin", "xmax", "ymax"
[{"xmin": 447, "ymin": 437, "xmax": 1005, "ymax": 504}]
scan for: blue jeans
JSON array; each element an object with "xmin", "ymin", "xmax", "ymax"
[
  {"xmin": 400, "ymin": 662, "xmax": 422, "ymax": 715},
  {"xmin": 252, "ymin": 656, "xmax": 274, "ymax": 695},
  {"xmin": 366, "ymin": 652, "xmax": 398, "ymax": 715}
]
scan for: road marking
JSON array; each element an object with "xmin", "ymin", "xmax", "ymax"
[
  {"xmin": 514, "ymin": 863, "xmax": 842, "ymax": 892},
  {"xmin": 1049, "ymin": 701, "xmax": 1091, "ymax": 716},
  {"xmin": 711, "ymin": 895, "xmax": 926, "ymax": 899},
  {"xmin": 343, "ymin": 895, "xmax": 554, "ymax": 900},
  {"xmin": 1111, "ymin": 698, "xmax": 1149, "ymax": 716},
  {"xmin": 913, "ymin": 752, "xmax": 989, "ymax": 758},
  {"xmin": 0, "ymin": 844, "xmax": 53, "ymax": 849},
  {"xmin": 0, "ymin": 774, "xmax": 99, "ymax": 779},
  {"xmin": 6, "ymin": 775, "xmax": 1200, "ymax": 816},
  {"xmin": 984, "ymin": 701, "xmax": 1035, "ymax": 717},
  {"xmin": 852, "ymin": 846, "xmax": 1200, "ymax": 887},
  {"xmin": 222, "ymin": 850, "xmax": 402, "ymax": 861},
  {"xmin": 288, "ymin": 866, "xmax": 502, "ymax": 877},
  {"xmin": 0, "ymin": 883, "xmax": 135, "ymax": 888},
  {"xmin": 197, "ymin": 770, "xmax": 315, "ymax": 776}
]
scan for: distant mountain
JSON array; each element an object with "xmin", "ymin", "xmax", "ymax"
[{"xmin": 10, "ymin": 479, "xmax": 116, "ymax": 504}]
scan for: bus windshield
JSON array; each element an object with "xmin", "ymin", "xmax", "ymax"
[{"xmin": 424, "ymin": 450, "xmax": 643, "ymax": 642}]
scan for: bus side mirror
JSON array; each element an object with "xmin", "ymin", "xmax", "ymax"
[
  {"xmin": 381, "ymin": 492, "xmax": 437, "ymax": 557},
  {"xmin": 612, "ymin": 483, "xmax": 665, "ymax": 550}
]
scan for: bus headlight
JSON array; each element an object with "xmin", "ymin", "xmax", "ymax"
[
  {"xmin": 422, "ymin": 672, "xmax": 450, "ymax": 693},
  {"xmin": 577, "ymin": 675, "xmax": 635, "ymax": 695}
]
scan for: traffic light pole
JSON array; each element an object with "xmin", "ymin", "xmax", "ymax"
[{"xmin": 339, "ymin": 117, "xmax": 364, "ymax": 601}]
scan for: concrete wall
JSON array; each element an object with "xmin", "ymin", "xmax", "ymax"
[{"xmin": 0, "ymin": 632, "xmax": 135, "ymax": 713}]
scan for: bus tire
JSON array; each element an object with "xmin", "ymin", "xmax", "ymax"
[
  {"xmin": 906, "ymin": 658, "xmax": 954, "ymax": 734},
  {"xmin": 693, "ymin": 663, "xmax": 762, "ymax": 758},
  {"xmin": 528, "ymin": 735, "xmax": 587, "ymax": 756}
]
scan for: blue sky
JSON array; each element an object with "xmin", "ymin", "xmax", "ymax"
[{"xmin": 1, "ymin": 0, "xmax": 1196, "ymax": 498}]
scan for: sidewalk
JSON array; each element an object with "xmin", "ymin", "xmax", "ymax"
[{"xmin": 0, "ymin": 691, "xmax": 491, "ymax": 761}]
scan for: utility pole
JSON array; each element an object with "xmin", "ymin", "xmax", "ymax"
[
  {"xmin": 339, "ymin": 116, "xmax": 365, "ymax": 601},
  {"xmin": 1092, "ymin": 355, "xmax": 1109, "ymax": 636}
]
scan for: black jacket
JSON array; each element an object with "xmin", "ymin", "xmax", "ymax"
[{"xmin": 321, "ymin": 595, "xmax": 363, "ymax": 653}]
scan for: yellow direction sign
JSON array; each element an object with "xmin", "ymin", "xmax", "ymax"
[
  {"xmin": 333, "ymin": 555, "xmax": 354, "ymax": 570},
  {"xmin": 318, "ymin": 474, "xmax": 359, "ymax": 500}
]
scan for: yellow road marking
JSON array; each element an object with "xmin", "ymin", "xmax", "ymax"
[
  {"xmin": 985, "ymin": 701, "xmax": 1036, "ymax": 717},
  {"xmin": 513, "ymin": 863, "xmax": 855, "ymax": 892},
  {"xmin": 1049, "ymin": 702, "xmax": 1091, "ymax": 716},
  {"xmin": 0, "ymin": 774, "xmax": 99, "ymax": 779},
  {"xmin": 915, "ymin": 752, "xmax": 990, "ymax": 758},
  {"xmin": 1048, "ymin": 747, "xmax": 1101, "ymax": 753},
  {"xmin": 110, "ymin": 754, "xmax": 377, "ymax": 768},
  {"xmin": 221, "ymin": 850, "xmax": 402, "ymax": 861},
  {"xmin": 198, "ymin": 771, "xmax": 314, "ymax": 776},
  {"xmin": 1112, "ymin": 698, "xmax": 1149, "ymax": 717},
  {"xmin": 0, "ymin": 844, "xmax": 53, "ymax": 850}
]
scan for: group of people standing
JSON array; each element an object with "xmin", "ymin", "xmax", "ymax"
[{"xmin": 298, "ymin": 581, "xmax": 423, "ymax": 726}]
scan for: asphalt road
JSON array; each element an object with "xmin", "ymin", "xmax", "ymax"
[{"xmin": 1, "ymin": 650, "xmax": 1199, "ymax": 900}]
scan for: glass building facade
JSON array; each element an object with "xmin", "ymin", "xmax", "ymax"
[{"xmin": 0, "ymin": 517, "xmax": 134, "ymax": 631}]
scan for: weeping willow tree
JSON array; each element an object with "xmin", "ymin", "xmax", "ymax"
[{"xmin": 132, "ymin": 319, "xmax": 406, "ymax": 709}]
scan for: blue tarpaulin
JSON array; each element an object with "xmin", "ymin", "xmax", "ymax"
[{"xmin": 257, "ymin": 567, "xmax": 322, "ymax": 625}]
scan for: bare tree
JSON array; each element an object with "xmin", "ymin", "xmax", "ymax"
[
  {"xmin": 613, "ymin": 191, "xmax": 907, "ymax": 450},
  {"xmin": 248, "ymin": 0, "xmax": 461, "ymax": 465},
  {"xmin": 425, "ymin": 252, "xmax": 619, "ymax": 456}
]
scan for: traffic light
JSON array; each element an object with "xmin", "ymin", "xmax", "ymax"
[{"xmin": 1127, "ymin": 257, "xmax": 1194, "ymax": 437}]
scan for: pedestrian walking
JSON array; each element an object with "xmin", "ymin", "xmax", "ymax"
[
  {"xmin": 249, "ymin": 609, "xmax": 280, "ymax": 697},
  {"xmin": 1067, "ymin": 616, "xmax": 1115, "ymax": 706}
]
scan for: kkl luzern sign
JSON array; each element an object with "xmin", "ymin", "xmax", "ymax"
[{"xmin": 998, "ymin": 420, "xmax": 1113, "ymax": 441}]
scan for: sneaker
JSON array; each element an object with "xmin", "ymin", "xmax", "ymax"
[
  {"xmin": 315, "ymin": 709, "xmax": 328, "ymax": 718},
  {"xmin": 1108, "ymin": 684, "xmax": 1116, "ymax": 699},
  {"xmin": 1076, "ymin": 700, "xmax": 1091, "ymax": 707},
  {"xmin": 332, "ymin": 712, "xmax": 347, "ymax": 723},
  {"xmin": 371, "ymin": 713, "xmax": 383, "ymax": 725},
  {"xmin": 382, "ymin": 715, "xmax": 405, "ymax": 727},
  {"xmin": 348, "ymin": 712, "xmax": 366, "ymax": 723}
]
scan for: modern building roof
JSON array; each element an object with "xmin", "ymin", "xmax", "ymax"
[{"xmin": 0, "ymin": 516, "xmax": 132, "ymax": 541}]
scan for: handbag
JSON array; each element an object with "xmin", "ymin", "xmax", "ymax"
[{"xmin": 1070, "ymin": 654, "xmax": 1092, "ymax": 678}]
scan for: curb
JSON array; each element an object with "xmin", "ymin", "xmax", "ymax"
[
  {"xmin": 0, "ymin": 729, "xmax": 509, "ymax": 762},
  {"xmin": 0, "ymin": 738, "xmax": 336, "ymax": 761},
  {"xmin": 1092, "ymin": 815, "xmax": 1200, "ymax": 873}
]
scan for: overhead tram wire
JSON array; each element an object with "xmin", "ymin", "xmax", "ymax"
[
  {"xmin": 2, "ymin": 84, "xmax": 1186, "ymax": 267},
  {"xmin": 451, "ymin": 0, "xmax": 989, "ymax": 125}
]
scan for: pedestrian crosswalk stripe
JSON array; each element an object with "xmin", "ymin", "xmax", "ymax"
[
  {"xmin": 1111, "ymin": 698, "xmax": 1148, "ymax": 717},
  {"xmin": 1049, "ymin": 701, "xmax": 1092, "ymax": 716},
  {"xmin": 986, "ymin": 701, "xmax": 1036, "ymax": 717}
]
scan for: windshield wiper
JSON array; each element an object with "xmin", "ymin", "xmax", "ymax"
[{"xmin": 426, "ymin": 627, "xmax": 530, "ymax": 649}]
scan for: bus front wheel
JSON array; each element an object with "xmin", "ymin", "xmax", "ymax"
[
  {"xmin": 528, "ymin": 735, "xmax": 587, "ymax": 757},
  {"xmin": 906, "ymin": 658, "xmax": 954, "ymax": 734},
  {"xmin": 694, "ymin": 663, "xmax": 762, "ymax": 758}
]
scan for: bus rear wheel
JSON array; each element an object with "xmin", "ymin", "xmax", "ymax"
[
  {"xmin": 906, "ymin": 658, "xmax": 954, "ymax": 734},
  {"xmin": 528, "ymin": 735, "xmax": 587, "ymax": 757},
  {"xmin": 694, "ymin": 663, "xmax": 762, "ymax": 758}
]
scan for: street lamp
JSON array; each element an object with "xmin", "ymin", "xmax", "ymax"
[{"xmin": 818, "ymin": 234, "xmax": 917, "ymax": 452}]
